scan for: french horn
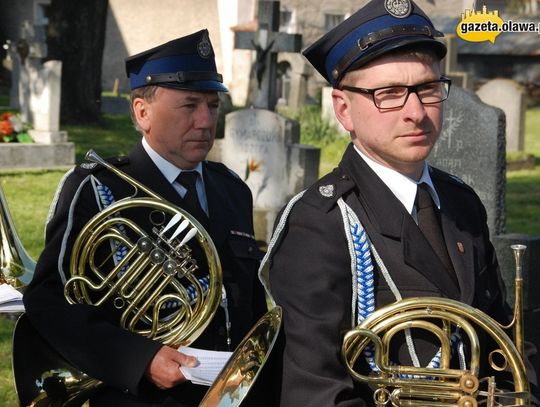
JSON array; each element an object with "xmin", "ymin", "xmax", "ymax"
[
  {"xmin": 13, "ymin": 149, "xmax": 222, "ymax": 406},
  {"xmin": 341, "ymin": 244, "xmax": 531, "ymax": 406},
  {"xmin": 199, "ymin": 306, "xmax": 282, "ymax": 407},
  {"xmin": 0, "ymin": 184, "xmax": 35, "ymax": 288}
]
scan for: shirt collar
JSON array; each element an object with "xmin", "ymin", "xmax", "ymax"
[
  {"xmin": 142, "ymin": 137, "xmax": 203, "ymax": 184},
  {"xmin": 353, "ymin": 145, "xmax": 440, "ymax": 214}
]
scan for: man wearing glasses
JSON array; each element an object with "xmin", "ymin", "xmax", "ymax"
[{"xmin": 258, "ymin": 0, "xmax": 528, "ymax": 405}]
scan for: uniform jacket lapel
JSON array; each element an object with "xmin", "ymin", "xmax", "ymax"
[
  {"xmin": 437, "ymin": 184, "xmax": 476, "ymax": 304},
  {"xmin": 127, "ymin": 141, "xmax": 183, "ymax": 205},
  {"xmin": 339, "ymin": 144, "xmax": 461, "ymax": 300},
  {"xmin": 202, "ymin": 164, "xmax": 232, "ymax": 250}
]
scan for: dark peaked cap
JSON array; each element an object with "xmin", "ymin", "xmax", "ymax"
[
  {"xmin": 303, "ymin": 0, "xmax": 447, "ymax": 88},
  {"xmin": 125, "ymin": 29, "xmax": 228, "ymax": 92}
]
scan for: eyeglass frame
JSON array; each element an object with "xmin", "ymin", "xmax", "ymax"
[{"xmin": 339, "ymin": 77, "xmax": 452, "ymax": 110}]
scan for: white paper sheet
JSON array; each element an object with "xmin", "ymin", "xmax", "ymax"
[
  {"xmin": 0, "ymin": 283, "xmax": 24, "ymax": 313},
  {"xmin": 178, "ymin": 346, "xmax": 232, "ymax": 386}
]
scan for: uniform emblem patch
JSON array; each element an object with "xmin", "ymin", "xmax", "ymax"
[
  {"xmin": 197, "ymin": 32, "xmax": 212, "ymax": 58},
  {"xmin": 319, "ymin": 184, "xmax": 335, "ymax": 198},
  {"xmin": 384, "ymin": 0, "xmax": 412, "ymax": 18}
]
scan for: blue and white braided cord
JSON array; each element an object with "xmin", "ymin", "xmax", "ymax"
[
  {"xmin": 349, "ymin": 220, "xmax": 462, "ymax": 376},
  {"xmin": 96, "ymin": 183, "xmax": 128, "ymax": 268},
  {"xmin": 161, "ymin": 275, "xmax": 210, "ymax": 309},
  {"xmin": 349, "ymin": 222, "xmax": 378, "ymax": 370}
]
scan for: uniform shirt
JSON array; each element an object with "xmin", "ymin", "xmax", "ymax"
[
  {"xmin": 142, "ymin": 137, "xmax": 209, "ymax": 215},
  {"xmin": 353, "ymin": 144, "xmax": 440, "ymax": 223}
]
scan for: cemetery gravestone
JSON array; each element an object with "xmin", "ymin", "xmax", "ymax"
[
  {"xmin": 221, "ymin": 109, "xmax": 319, "ymax": 242},
  {"xmin": 0, "ymin": 18, "xmax": 74, "ymax": 168},
  {"xmin": 27, "ymin": 60, "xmax": 68, "ymax": 144},
  {"xmin": 477, "ymin": 79, "xmax": 526, "ymax": 153},
  {"xmin": 226, "ymin": 1, "xmax": 320, "ymax": 242},
  {"xmin": 429, "ymin": 86, "xmax": 506, "ymax": 236}
]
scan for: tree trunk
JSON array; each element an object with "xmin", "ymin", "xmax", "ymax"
[{"xmin": 46, "ymin": 0, "xmax": 109, "ymax": 124}]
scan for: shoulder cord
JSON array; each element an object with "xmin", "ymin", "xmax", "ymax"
[
  {"xmin": 258, "ymin": 193, "xmax": 465, "ymax": 374},
  {"xmin": 337, "ymin": 198, "xmax": 466, "ymax": 374},
  {"xmin": 258, "ymin": 190, "xmax": 307, "ymax": 307}
]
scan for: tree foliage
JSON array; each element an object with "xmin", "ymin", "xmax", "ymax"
[{"xmin": 46, "ymin": 0, "xmax": 109, "ymax": 124}]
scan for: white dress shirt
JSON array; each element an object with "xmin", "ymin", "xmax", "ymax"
[
  {"xmin": 142, "ymin": 137, "xmax": 209, "ymax": 214},
  {"xmin": 353, "ymin": 144, "xmax": 440, "ymax": 223}
]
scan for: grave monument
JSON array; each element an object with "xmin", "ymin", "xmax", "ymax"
[
  {"xmin": 1, "ymin": 15, "xmax": 74, "ymax": 169},
  {"xmin": 211, "ymin": 0, "xmax": 320, "ymax": 243}
]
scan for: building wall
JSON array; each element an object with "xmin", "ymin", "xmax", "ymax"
[
  {"xmin": 102, "ymin": 0, "xmax": 223, "ymax": 94},
  {"xmin": 280, "ymin": 0, "xmax": 471, "ymax": 51}
]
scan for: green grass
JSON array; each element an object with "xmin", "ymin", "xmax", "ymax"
[
  {"xmin": 505, "ymin": 105, "xmax": 540, "ymax": 234},
  {"xmin": 0, "ymin": 105, "xmax": 539, "ymax": 406},
  {"xmin": 64, "ymin": 113, "xmax": 140, "ymax": 163}
]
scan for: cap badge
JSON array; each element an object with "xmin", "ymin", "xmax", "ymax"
[
  {"xmin": 384, "ymin": 0, "xmax": 412, "ymax": 18},
  {"xmin": 319, "ymin": 184, "xmax": 335, "ymax": 198},
  {"xmin": 197, "ymin": 32, "xmax": 212, "ymax": 59}
]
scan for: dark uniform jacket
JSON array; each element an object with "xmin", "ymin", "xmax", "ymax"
[
  {"xmin": 23, "ymin": 141, "xmax": 267, "ymax": 407},
  {"xmin": 268, "ymin": 143, "xmax": 509, "ymax": 406}
]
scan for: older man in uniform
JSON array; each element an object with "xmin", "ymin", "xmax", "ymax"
[{"xmin": 23, "ymin": 29, "xmax": 267, "ymax": 407}]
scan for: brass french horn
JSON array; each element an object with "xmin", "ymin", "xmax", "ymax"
[
  {"xmin": 13, "ymin": 150, "xmax": 222, "ymax": 406},
  {"xmin": 199, "ymin": 306, "xmax": 282, "ymax": 406},
  {"xmin": 0, "ymin": 184, "xmax": 35, "ymax": 288},
  {"xmin": 341, "ymin": 244, "xmax": 531, "ymax": 406}
]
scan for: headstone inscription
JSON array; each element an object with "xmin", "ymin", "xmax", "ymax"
[
  {"xmin": 428, "ymin": 86, "xmax": 506, "ymax": 236},
  {"xmin": 221, "ymin": 109, "xmax": 319, "ymax": 242}
]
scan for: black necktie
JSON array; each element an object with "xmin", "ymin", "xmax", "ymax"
[
  {"xmin": 176, "ymin": 171, "xmax": 208, "ymax": 228},
  {"xmin": 416, "ymin": 183, "xmax": 457, "ymax": 285}
]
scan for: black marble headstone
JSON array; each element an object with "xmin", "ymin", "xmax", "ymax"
[{"xmin": 429, "ymin": 86, "xmax": 506, "ymax": 236}]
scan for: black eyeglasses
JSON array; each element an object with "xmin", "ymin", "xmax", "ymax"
[{"xmin": 340, "ymin": 77, "xmax": 452, "ymax": 109}]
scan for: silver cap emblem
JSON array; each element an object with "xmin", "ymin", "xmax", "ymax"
[
  {"xmin": 80, "ymin": 162, "xmax": 97, "ymax": 169},
  {"xmin": 384, "ymin": 0, "xmax": 412, "ymax": 18},
  {"xmin": 197, "ymin": 32, "xmax": 212, "ymax": 59},
  {"xmin": 319, "ymin": 184, "xmax": 335, "ymax": 198}
]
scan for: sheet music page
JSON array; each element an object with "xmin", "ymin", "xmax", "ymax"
[
  {"xmin": 178, "ymin": 346, "xmax": 232, "ymax": 386},
  {"xmin": 0, "ymin": 283, "xmax": 25, "ymax": 313}
]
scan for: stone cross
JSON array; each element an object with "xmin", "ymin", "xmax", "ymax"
[{"xmin": 234, "ymin": 0, "xmax": 302, "ymax": 110}]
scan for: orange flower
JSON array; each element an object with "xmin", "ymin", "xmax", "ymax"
[
  {"xmin": 244, "ymin": 158, "xmax": 261, "ymax": 181},
  {"xmin": 0, "ymin": 119, "xmax": 14, "ymax": 136},
  {"xmin": 247, "ymin": 158, "xmax": 260, "ymax": 172}
]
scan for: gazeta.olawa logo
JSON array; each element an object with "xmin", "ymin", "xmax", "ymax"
[{"xmin": 456, "ymin": 5, "xmax": 540, "ymax": 43}]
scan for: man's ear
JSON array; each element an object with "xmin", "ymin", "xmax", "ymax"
[
  {"xmin": 332, "ymin": 89, "xmax": 354, "ymax": 132},
  {"xmin": 132, "ymin": 97, "xmax": 151, "ymax": 132}
]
